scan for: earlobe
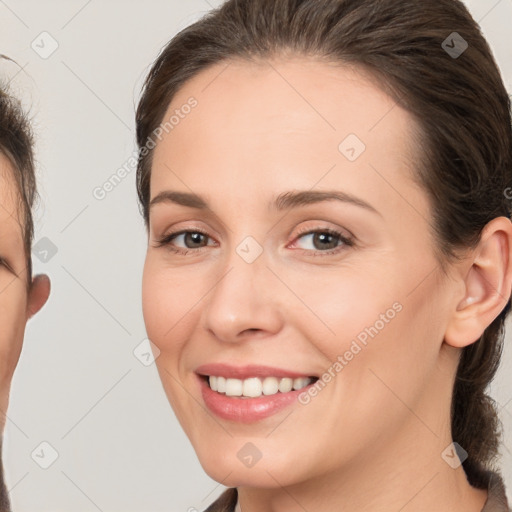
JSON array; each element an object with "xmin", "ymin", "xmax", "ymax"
[
  {"xmin": 26, "ymin": 274, "xmax": 51, "ymax": 320},
  {"xmin": 445, "ymin": 216, "xmax": 512, "ymax": 348}
]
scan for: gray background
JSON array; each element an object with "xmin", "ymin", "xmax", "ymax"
[{"xmin": 1, "ymin": 0, "xmax": 511, "ymax": 510}]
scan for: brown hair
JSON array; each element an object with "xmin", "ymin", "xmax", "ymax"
[
  {"xmin": 135, "ymin": 0, "xmax": 512, "ymax": 486},
  {"xmin": 0, "ymin": 57, "xmax": 37, "ymax": 288}
]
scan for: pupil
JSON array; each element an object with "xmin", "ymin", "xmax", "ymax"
[
  {"xmin": 315, "ymin": 233, "xmax": 335, "ymax": 249},
  {"xmin": 188, "ymin": 233, "xmax": 204, "ymax": 247}
]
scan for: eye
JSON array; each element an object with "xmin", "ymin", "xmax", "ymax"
[
  {"xmin": 153, "ymin": 226, "xmax": 354, "ymax": 257},
  {"xmin": 153, "ymin": 229, "xmax": 216, "ymax": 255},
  {"xmin": 290, "ymin": 227, "xmax": 354, "ymax": 256},
  {"xmin": 0, "ymin": 257, "xmax": 17, "ymax": 275}
]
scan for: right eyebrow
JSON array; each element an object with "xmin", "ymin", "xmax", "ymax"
[{"xmin": 150, "ymin": 191, "xmax": 210, "ymax": 210}]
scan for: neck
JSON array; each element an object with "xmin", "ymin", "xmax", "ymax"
[{"xmin": 237, "ymin": 418, "xmax": 488, "ymax": 512}]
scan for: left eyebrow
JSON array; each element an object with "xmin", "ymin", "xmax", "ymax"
[
  {"xmin": 271, "ymin": 190, "xmax": 381, "ymax": 216},
  {"xmin": 149, "ymin": 189, "xmax": 381, "ymax": 217}
]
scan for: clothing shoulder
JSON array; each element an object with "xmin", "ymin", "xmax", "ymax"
[
  {"xmin": 204, "ymin": 488, "xmax": 237, "ymax": 512},
  {"xmin": 481, "ymin": 473, "xmax": 510, "ymax": 512}
]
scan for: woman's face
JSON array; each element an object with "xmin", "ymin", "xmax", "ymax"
[
  {"xmin": 0, "ymin": 155, "xmax": 36, "ymax": 424},
  {"xmin": 143, "ymin": 57, "xmax": 462, "ymax": 487}
]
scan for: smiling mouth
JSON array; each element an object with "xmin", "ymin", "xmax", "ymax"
[{"xmin": 202, "ymin": 375, "xmax": 319, "ymax": 398}]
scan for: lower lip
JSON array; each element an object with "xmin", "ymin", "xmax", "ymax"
[{"xmin": 199, "ymin": 376, "xmax": 312, "ymax": 423}]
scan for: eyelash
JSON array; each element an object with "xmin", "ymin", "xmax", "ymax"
[
  {"xmin": 153, "ymin": 226, "xmax": 354, "ymax": 257},
  {"xmin": 0, "ymin": 258, "xmax": 15, "ymax": 274}
]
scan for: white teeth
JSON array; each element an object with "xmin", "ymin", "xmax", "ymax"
[
  {"xmin": 278, "ymin": 378, "xmax": 293, "ymax": 393},
  {"xmin": 262, "ymin": 377, "xmax": 279, "ymax": 395},
  {"xmin": 225, "ymin": 378, "xmax": 243, "ymax": 396},
  {"xmin": 293, "ymin": 377, "xmax": 310, "ymax": 391},
  {"xmin": 207, "ymin": 375, "xmax": 313, "ymax": 397},
  {"xmin": 242, "ymin": 377, "xmax": 263, "ymax": 397}
]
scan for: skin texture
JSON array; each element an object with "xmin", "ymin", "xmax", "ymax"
[
  {"xmin": 0, "ymin": 153, "xmax": 50, "ymax": 507},
  {"xmin": 142, "ymin": 57, "xmax": 512, "ymax": 512}
]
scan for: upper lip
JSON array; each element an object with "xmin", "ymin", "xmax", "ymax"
[{"xmin": 195, "ymin": 363, "xmax": 316, "ymax": 380}]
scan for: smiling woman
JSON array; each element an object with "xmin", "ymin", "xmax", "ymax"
[{"xmin": 135, "ymin": 1, "xmax": 512, "ymax": 511}]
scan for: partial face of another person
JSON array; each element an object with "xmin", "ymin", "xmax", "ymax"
[
  {"xmin": 142, "ymin": 58, "xmax": 472, "ymax": 487},
  {"xmin": 0, "ymin": 153, "xmax": 49, "ymax": 428}
]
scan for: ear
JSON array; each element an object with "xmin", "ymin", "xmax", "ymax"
[
  {"xmin": 26, "ymin": 274, "xmax": 51, "ymax": 320},
  {"xmin": 445, "ymin": 217, "xmax": 512, "ymax": 348}
]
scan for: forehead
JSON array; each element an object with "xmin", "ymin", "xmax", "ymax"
[{"xmin": 150, "ymin": 56, "xmax": 425, "ymax": 217}]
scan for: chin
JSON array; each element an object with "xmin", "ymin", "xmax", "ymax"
[
  {"xmin": 194, "ymin": 442, "xmax": 305, "ymax": 488},
  {"xmin": 202, "ymin": 462, "xmax": 291, "ymax": 488}
]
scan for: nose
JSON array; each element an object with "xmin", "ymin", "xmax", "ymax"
[{"xmin": 201, "ymin": 246, "xmax": 284, "ymax": 343}]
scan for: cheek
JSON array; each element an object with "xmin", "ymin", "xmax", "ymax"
[
  {"xmin": 141, "ymin": 257, "xmax": 202, "ymax": 358},
  {"xmin": 301, "ymin": 263, "xmax": 441, "ymax": 406},
  {"xmin": 0, "ymin": 291, "xmax": 27, "ymax": 413},
  {"xmin": 286, "ymin": 264, "xmax": 399, "ymax": 353},
  {"xmin": 323, "ymin": 280, "xmax": 444, "ymax": 428},
  {"xmin": 142, "ymin": 261, "xmax": 174, "ymax": 348}
]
